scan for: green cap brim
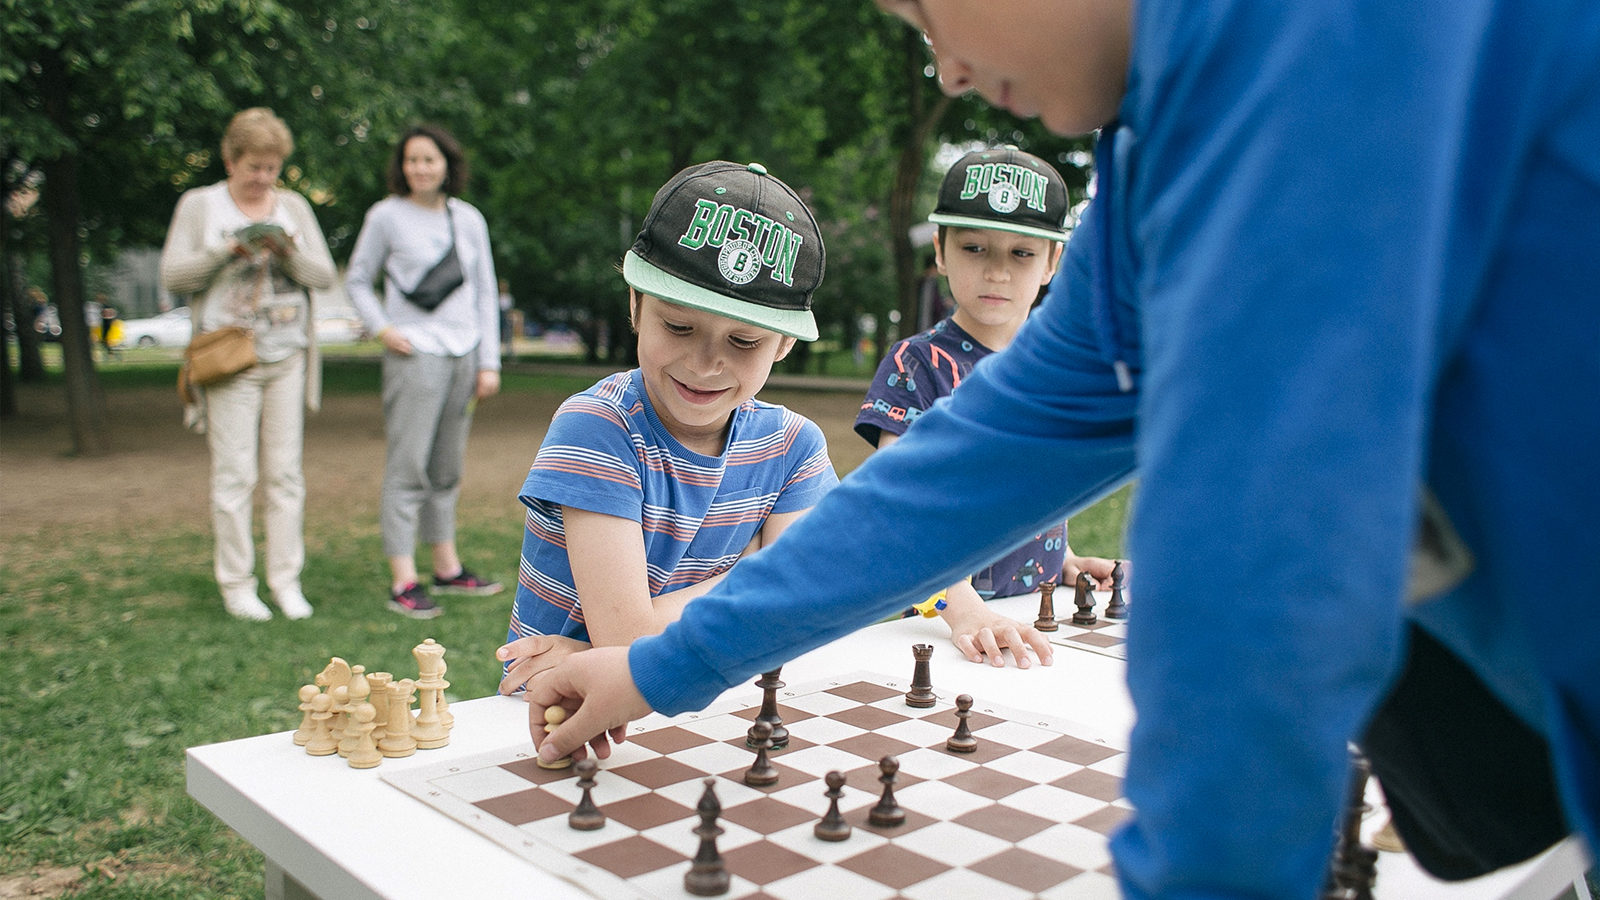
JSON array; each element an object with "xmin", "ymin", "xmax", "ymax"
[
  {"xmin": 927, "ymin": 212, "xmax": 1069, "ymax": 243},
  {"xmin": 623, "ymin": 251, "xmax": 819, "ymax": 341}
]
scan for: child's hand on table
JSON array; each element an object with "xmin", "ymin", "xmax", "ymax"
[
  {"xmin": 497, "ymin": 633, "xmax": 592, "ymax": 695},
  {"xmin": 938, "ymin": 581, "xmax": 1054, "ymax": 669}
]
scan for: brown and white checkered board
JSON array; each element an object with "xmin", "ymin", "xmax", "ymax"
[
  {"xmin": 384, "ymin": 672, "xmax": 1131, "ymax": 899},
  {"xmin": 1042, "ymin": 619, "xmax": 1128, "ymax": 661}
]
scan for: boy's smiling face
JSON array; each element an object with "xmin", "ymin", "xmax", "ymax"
[
  {"xmin": 874, "ymin": 0, "xmax": 1131, "ymax": 135},
  {"xmin": 937, "ymin": 227, "xmax": 1063, "ymax": 347},
  {"xmin": 631, "ymin": 292, "xmax": 796, "ymax": 456}
]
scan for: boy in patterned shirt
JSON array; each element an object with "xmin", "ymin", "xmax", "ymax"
[
  {"xmin": 498, "ymin": 162, "xmax": 837, "ymax": 694},
  {"xmin": 856, "ymin": 147, "xmax": 1119, "ymax": 668}
]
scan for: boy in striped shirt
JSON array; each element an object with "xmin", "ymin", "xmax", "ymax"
[{"xmin": 498, "ymin": 162, "xmax": 837, "ymax": 693}]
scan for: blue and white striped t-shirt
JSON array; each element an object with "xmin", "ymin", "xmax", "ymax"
[{"xmin": 508, "ymin": 370, "xmax": 838, "ymax": 643}]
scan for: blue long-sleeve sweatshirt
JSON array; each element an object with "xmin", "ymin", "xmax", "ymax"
[{"xmin": 629, "ymin": 1, "xmax": 1600, "ymax": 897}]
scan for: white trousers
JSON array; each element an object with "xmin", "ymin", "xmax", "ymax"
[{"xmin": 204, "ymin": 354, "xmax": 307, "ymax": 600}]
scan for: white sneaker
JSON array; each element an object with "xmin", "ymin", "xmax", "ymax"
[
  {"xmin": 223, "ymin": 591, "xmax": 273, "ymax": 621},
  {"xmin": 274, "ymin": 590, "xmax": 314, "ymax": 620}
]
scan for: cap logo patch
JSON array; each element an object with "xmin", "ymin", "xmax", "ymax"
[
  {"xmin": 987, "ymin": 181, "xmax": 1022, "ymax": 214},
  {"xmin": 678, "ymin": 198, "xmax": 804, "ymax": 287},
  {"xmin": 718, "ymin": 239, "xmax": 761, "ymax": 285},
  {"xmin": 959, "ymin": 163, "xmax": 1049, "ymax": 215}
]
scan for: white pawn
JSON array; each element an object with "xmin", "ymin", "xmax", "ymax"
[
  {"xmin": 346, "ymin": 702, "xmax": 383, "ymax": 769},
  {"xmin": 304, "ymin": 694, "xmax": 338, "ymax": 757},
  {"xmin": 535, "ymin": 705, "xmax": 573, "ymax": 769},
  {"xmin": 292, "ymin": 684, "xmax": 319, "ymax": 746}
]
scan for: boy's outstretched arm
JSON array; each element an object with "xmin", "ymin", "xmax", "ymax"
[{"xmin": 525, "ymin": 646, "xmax": 647, "ymax": 764}]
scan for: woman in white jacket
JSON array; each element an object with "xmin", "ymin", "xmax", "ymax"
[{"xmin": 159, "ymin": 107, "xmax": 336, "ymax": 621}]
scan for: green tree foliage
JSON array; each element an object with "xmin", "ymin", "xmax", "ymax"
[{"xmin": 4, "ymin": 0, "xmax": 1095, "ymax": 443}]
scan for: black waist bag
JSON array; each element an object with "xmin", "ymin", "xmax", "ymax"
[{"xmin": 404, "ymin": 205, "xmax": 464, "ymax": 311}]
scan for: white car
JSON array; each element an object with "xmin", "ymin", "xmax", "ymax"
[
  {"xmin": 314, "ymin": 313, "xmax": 365, "ymax": 344},
  {"xmin": 116, "ymin": 307, "xmax": 192, "ymax": 348}
]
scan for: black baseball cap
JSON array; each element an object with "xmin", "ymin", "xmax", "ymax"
[
  {"xmin": 623, "ymin": 161, "xmax": 825, "ymax": 341},
  {"xmin": 929, "ymin": 146, "xmax": 1071, "ymax": 242}
]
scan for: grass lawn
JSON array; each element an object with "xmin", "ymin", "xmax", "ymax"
[{"xmin": 0, "ymin": 357, "xmax": 1130, "ymax": 898}]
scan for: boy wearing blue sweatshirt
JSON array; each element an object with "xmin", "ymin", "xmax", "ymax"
[
  {"xmin": 495, "ymin": 161, "xmax": 838, "ymax": 698},
  {"xmin": 525, "ymin": 3, "xmax": 1600, "ymax": 899}
]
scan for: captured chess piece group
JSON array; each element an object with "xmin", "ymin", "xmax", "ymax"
[
  {"xmin": 292, "ymin": 638, "xmax": 453, "ymax": 769},
  {"xmin": 536, "ymin": 650, "xmax": 982, "ymax": 896}
]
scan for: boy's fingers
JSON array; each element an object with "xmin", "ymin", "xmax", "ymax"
[
  {"xmin": 953, "ymin": 634, "xmax": 984, "ymax": 663},
  {"xmin": 497, "ymin": 634, "xmax": 547, "ymax": 661}
]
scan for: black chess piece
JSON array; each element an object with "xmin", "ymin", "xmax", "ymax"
[
  {"xmin": 684, "ymin": 778, "xmax": 730, "ymax": 896},
  {"xmin": 1321, "ymin": 748, "xmax": 1378, "ymax": 900},
  {"xmin": 946, "ymin": 694, "xmax": 978, "ymax": 753},
  {"xmin": 1071, "ymin": 570, "xmax": 1098, "ymax": 625},
  {"xmin": 814, "ymin": 770, "xmax": 852, "ymax": 842},
  {"xmin": 749, "ymin": 668, "xmax": 788, "ymax": 750},
  {"xmin": 1034, "ymin": 581, "xmax": 1060, "ymax": 632},
  {"xmin": 743, "ymin": 720, "xmax": 780, "ymax": 787},
  {"xmin": 567, "ymin": 758, "xmax": 606, "ymax": 831},
  {"xmin": 868, "ymin": 755, "xmax": 906, "ymax": 827},
  {"xmin": 1105, "ymin": 559, "xmax": 1128, "ymax": 619},
  {"xmin": 905, "ymin": 644, "xmax": 936, "ymax": 708}
]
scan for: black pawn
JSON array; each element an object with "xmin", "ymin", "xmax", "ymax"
[
  {"xmin": 868, "ymin": 755, "xmax": 906, "ymax": 827},
  {"xmin": 684, "ymin": 778, "xmax": 729, "ymax": 896},
  {"xmin": 749, "ymin": 668, "xmax": 788, "ymax": 750},
  {"xmin": 1105, "ymin": 559, "xmax": 1128, "ymax": 619},
  {"xmin": 743, "ymin": 720, "xmax": 779, "ymax": 787},
  {"xmin": 1034, "ymin": 581, "xmax": 1059, "ymax": 632},
  {"xmin": 814, "ymin": 770, "xmax": 852, "ymax": 842},
  {"xmin": 946, "ymin": 694, "xmax": 978, "ymax": 753},
  {"xmin": 567, "ymin": 758, "xmax": 606, "ymax": 831},
  {"xmin": 1071, "ymin": 570, "xmax": 1098, "ymax": 625},
  {"xmin": 905, "ymin": 643, "xmax": 936, "ymax": 708}
]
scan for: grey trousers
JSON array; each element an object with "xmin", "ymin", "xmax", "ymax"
[{"xmin": 379, "ymin": 350, "xmax": 477, "ymax": 557}]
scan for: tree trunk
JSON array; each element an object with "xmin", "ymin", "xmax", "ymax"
[
  {"xmin": 39, "ymin": 46, "xmax": 111, "ymax": 455},
  {"xmin": 887, "ymin": 30, "xmax": 951, "ymax": 359}
]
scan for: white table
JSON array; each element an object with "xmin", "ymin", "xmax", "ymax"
[{"xmin": 187, "ymin": 595, "xmax": 1590, "ymax": 899}]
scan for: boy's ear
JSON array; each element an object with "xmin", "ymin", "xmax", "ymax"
[
  {"xmin": 932, "ymin": 233, "xmax": 949, "ymax": 275},
  {"xmin": 1042, "ymin": 243, "xmax": 1066, "ymax": 281},
  {"xmin": 628, "ymin": 288, "xmax": 642, "ymax": 333},
  {"xmin": 773, "ymin": 335, "xmax": 798, "ymax": 362}
]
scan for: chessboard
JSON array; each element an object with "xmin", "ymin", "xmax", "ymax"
[
  {"xmin": 385, "ymin": 671, "xmax": 1131, "ymax": 900},
  {"xmin": 1041, "ymin": 600, "xmax": 1128, "ymax": 661}
]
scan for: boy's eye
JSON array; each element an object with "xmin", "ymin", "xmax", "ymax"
[
  {"xmin": 1013, "ymin": 248, "xmax": 1036, "ymax": 259},
  {"xmin": 730, "ymin": 335, "xmax": 762, "ymax": 350},
  {"xmin": 960, "ymin": 243, "xmax": 986, "ymax": 254},
  {"xmin": 663, "ymin": 321, "xmax": 693, "ymax": 335}
]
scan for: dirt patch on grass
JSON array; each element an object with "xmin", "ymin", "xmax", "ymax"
[
  {"xmin": 0, "ymin": 864, "xmax": 84, "ymax": 899},
  {"xmin": 0, "ymin": 855, "xmax": 202, "ymax": 899},
  {"xmin": 0, "ymin": 370, "xmax": 870, "ymax": 543}
]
